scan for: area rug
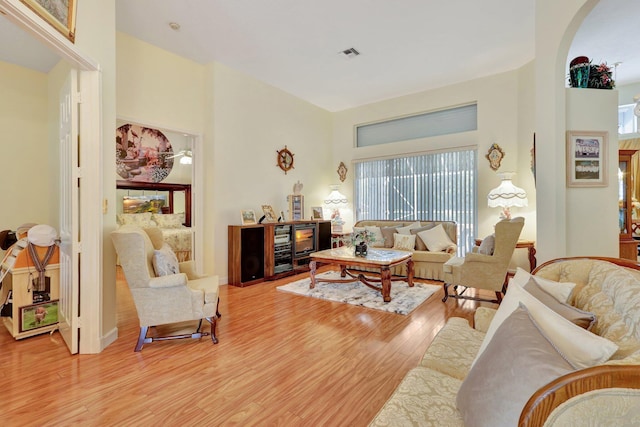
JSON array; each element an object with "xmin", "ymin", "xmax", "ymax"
[{"xmin": 276, "ymin": 271, "xmax": 440, "ymax": 315}]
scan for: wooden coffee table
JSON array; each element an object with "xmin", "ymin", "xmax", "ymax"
[{"xmin": 309, "ymin": 247, "xmax": 414, "ymax": 302}]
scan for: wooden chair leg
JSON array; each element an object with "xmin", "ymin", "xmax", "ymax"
[
  {"xmin": 206, "ymin": 316, "xmax": 219, "ymax": 344},
  {"xmin": 442, "ymin": 282, "xmax": 450, "ymax": 302}
]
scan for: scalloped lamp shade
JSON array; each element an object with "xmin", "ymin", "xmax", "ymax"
[{"xmin": 488, "ymin": 173, "xmax": 528, "ymax": 219}]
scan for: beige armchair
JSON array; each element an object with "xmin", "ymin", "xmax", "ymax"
[
  {"xmin": 442, "ymin": 217, "xmax": 524, "ymax": 304},
  {"xmin": 111, "ymin": 225, "xmax": 220, "ymax": 351}
]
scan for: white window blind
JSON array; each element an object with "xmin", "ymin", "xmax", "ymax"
[
  {"xmin": 354, "ymin": 149, "xmax": 477, "ymax": 254},
  {"xmin": 356, "ymin": 104, "xmax": 477, "ymax": 147}
]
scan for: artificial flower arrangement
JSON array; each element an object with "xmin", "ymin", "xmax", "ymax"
[
  {"xmin": 568, "ymin": 56, "xmax": 615, "ymax": 89},
  {"xmin": 351, "ymin": 229, "xmax": 377, "ymax": 257},
  {"xmin": 351, "ymin": 229, "xmax": 377, "ymax": 246}
]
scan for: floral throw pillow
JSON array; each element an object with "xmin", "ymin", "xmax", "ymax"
[
  {"xmin": 152, "ymin": 243, "xmax": 180, "ymax": 276},
  {"xmin": 152, "ymin": 213, "xmax": 185, "ymax": 228},
  {"xmin": 117, "ymin": 212, "xmax": 154, "ymax": 227},
  {"xmin": 393, "ymin": 233, "xmax": 416, "ymax": 251}
]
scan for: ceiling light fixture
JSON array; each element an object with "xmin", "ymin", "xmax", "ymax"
[
  {"xmin": 339, "ymin": 47, "xmax": 360, "ymax": 59},
  {"xmin": 169, "ymin": 22, "xmax": 181, "ymax": 31}
]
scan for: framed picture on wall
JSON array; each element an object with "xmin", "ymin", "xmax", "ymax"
[
  {"xmin": 566, "ymin": 131, "xmax": 608, "ymax": 187},
  {"xmin": 20, "ymin": 0, "xmax": 77, "ymax": 42}
]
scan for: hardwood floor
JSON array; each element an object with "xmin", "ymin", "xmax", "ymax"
[{"xmin": 1, "ymin": 267, "xmax": 497, "ymax": 426}]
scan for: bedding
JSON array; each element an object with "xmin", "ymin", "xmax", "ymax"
[{"xmin": 116, "ymin": 212, "xmax": 192, "ymax": 261}]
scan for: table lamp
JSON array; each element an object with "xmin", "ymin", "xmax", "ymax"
[
  {"xmin": 324, "ymin": 185, "xmax": 348, "ymax": 232},
  {"xmin": 487, "ymin": 172, "xmax": 528, "ymax": 220}
]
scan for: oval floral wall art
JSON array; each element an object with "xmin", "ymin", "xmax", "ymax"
[{"xmin": 116, "ymin": 124, "xmax": 174, "ymax": 182}]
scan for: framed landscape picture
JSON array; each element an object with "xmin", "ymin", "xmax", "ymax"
[
  {"xmin": 566, "ymin": 131, "xmax": 608, "ymax": 187},
  {"xmin": 311, "ymin": 206, "xmax": 324, "ymax": 220},
  {"xmin": 20, "ymin": 0, "xmax": 77, "ymax": 42},
  {"xmin": 20, "ymin": 300, "xmax": 59, "ymax": 332}
]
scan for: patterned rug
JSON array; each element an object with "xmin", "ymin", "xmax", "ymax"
[{"xmin": 276, "ymin": 271, "xmax": 440, "ymax": 315}]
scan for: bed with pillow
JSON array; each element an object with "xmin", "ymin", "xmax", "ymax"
[
  {"xmin": 352, "ymin": 220, "xmax": 457, "ymax": 281},
  {"xmin": 117, "ymin": 212, "xmax": 192, "ymax": 261},
  {"xmin": 116, "ymin": 180, "xmax": 193, "ymax": 262},
  {"xmin": 368, "ymin": 257, "xmax": 640, "ymax": 426}
]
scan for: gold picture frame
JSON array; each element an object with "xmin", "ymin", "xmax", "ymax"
[
  {"xmin": 566, "ymin": 130, "xmax": 608, "ymax": 187},
  {"xmin": 20, "ymin": 0, "xmax": 77, "ymax": 42},
  {"xmin": 261, "ymin": 205, "xmax": 278, "ymax": 223},
  {"xmin": 485, "ymin": 143, "xmax": 505, "ymax": 171}
]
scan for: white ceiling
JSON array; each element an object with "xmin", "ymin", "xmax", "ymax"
[{"xmin": 0, "ymin": 0, "xmax": 638, "ymax": 112}]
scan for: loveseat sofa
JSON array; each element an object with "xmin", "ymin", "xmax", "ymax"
[
  {"xmin": 352, "ymin": 220, "xmax": 457, "ymax": 281},
  {"xmin": 369, "ymin": 257, "xmax": 640, "ymax": 426}
]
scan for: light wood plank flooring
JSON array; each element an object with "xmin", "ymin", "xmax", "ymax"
[{"xmin": 1, "ymin": 267, "xmax": 497, "ymax": 426}]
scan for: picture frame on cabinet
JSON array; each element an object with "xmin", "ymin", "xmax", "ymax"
[
  {"xmin": 240, "ymin": 210, "xmax": 257, "ymax": 225},
  {"xmin": 311, "ymin": 206, "xmax": 324, "ymax": 220},
  {"xmin": 20, "ymin": 300, "xmax": 59, "ymax": 332},
  {"xmin": 261, "ymin": 205, "xmax": 278, "ymax": 223},
  {"xmin": 566, "ymin": 130, "xmax": 608, "ymax": 187}
]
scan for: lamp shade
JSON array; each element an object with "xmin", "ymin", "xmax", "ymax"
[
  {"xmin": 324, "ymin": 185, "xmax": 348, "ymax": 206},
  {"xmin": 487, "ymin": 172, "xmax": 528, "ymax": 208}
]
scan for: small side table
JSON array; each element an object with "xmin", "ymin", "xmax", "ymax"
[
  {"xmin": 475, "ymin": 239, "xmax": 536, "ymax": 272},
  {"xmin": 331, "ymin": 231, "xmax": 352, "ymax": 248}
]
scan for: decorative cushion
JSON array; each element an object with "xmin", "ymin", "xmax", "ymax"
[
  {"xmin": 152, "ymin": 243, "xmax": 180, "ymax": 276},
  {"xmin": 411, "ymin": 225, "xmax": 436, "ymax": 250},
  {"xmin": 364, "ymin": 226, "xmax": 385, "ymax": 248},
  {"xmin": 512, "ymin": 267, "xmax": 576, "ymax": 303},
  {"xmin": 523, "ymin": 278, "xmax": 596, "ymax": 330},
  {"xmin": 418, "ymin": 224, "xmax": 456, "ymax": 252},
  {"xmin": 475, "ymin": 280, "xmax": 618, "ymax": 369},
  {"xmin": 117, "ymin": 212, "xmax": 155, "ymax": 227},
  {"xmin": 396, "ymin": 221, "xmax": 422, "ymax": 235},
  {"xmin": 393, "ymin": 233, "xmax": 416, "ymax": 251},
  {"xmin": 477, "ymin": 234, "xmax": 495, "ymax": 255},
  {"xmin": 152, "ymin": 213, "xmax": 185, "ymax": 228},
  {"xmin": 457, "ymin": 305, "xmax": 574, "ymax": 427},
  {"xmin": 380, "ymin": 226, "xmax": 397, "ymax": 248}
]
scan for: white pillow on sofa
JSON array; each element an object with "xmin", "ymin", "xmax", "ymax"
[
  {"xmin": 511, "ymin": 267, "xmax": 576, "ymax": 303},
  {"xmin": 364, "ymin": 226, "xmax": 385, "ymax": 247},
  {"xmin": 475, "ymin": 280, "xmax": 618, "ymax": 369},
  {"xmin": 417, "ymin": 224, "xmax": 456, "ymax": 252},
  {"xmin": 396, "ymin": 221, "xmax": 422, "ymax": 235},
  {"xmin": 457, "ymin": 305, "xmax": 574, "ymax": 427},
  {"xmin": 393, "ymin": 233, "xmax": 416, "ymax": 251}
]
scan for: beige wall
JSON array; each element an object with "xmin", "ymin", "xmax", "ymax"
[
  {"xmin": 74, "ymin": 0, "xmax": 118, "ymax": 345},
  {"xmin": 116, "ymin": 32, "xmax": 206, "ymax": 133},
  {"xmin": 333, "ymin": 68, "xmax": 536, "ymax": 249},
  {"xmin": 116, "ymin": 37, "xmax": 333, "ymax": 281},
  {"xmin": 209, "ymin": 62, "xmax": 333, "ymax": 280},
  {"xmin": 565, "ymin": 88, "xmax": 619, "ymax": 256},
  {"xmin": 0, "ymin": 62, "xmax": 50, "ymax": 230}
]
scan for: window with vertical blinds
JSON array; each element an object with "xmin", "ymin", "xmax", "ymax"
[{"xmin": 354, "ymin": 149, "xmax": 477, "ymax": 254}]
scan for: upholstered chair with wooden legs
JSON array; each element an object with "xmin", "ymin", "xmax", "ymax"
[
  {"xmin": 111, "ymin": 225, "xmax": 220, "ymax": 351},
  {"xmin": 442, "ymin": 217, "xmax": 524, "ymax": 304}
]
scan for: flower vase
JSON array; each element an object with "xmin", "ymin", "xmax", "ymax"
[
  {"xmin": 570, "ymin": 63, "xmax": 590, "ymax": 88},
  {"xmin": 355, "ymin": 243, "xmax": 368, "ymax": 257}
]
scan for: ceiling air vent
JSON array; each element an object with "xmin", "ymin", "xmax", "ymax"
[{"xmin": 340, "ymin": 47, "xmax": 360, "ymax": 59}]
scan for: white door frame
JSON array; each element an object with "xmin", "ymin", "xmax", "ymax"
[{"xmin": 1, "ymin": 0, "xmax": 103, "ymax": 353}]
